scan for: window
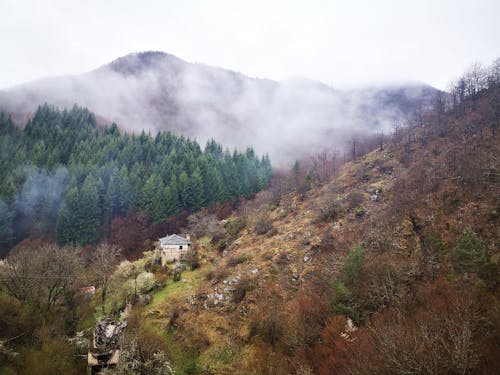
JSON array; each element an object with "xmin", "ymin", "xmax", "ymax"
[{"xmin": 179, "ymin": 245, "xmax": 183, "ymax": 250}]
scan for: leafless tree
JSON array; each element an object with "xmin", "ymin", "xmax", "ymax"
[
  {"xmin": 0, "ymin": 243, "xmax": 82, "ymax": 311},
  {"xmin": 92, "ymin": 243, "xmax": 122, "ymax": 314}
]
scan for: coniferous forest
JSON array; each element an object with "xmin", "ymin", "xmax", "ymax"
[{"xmin": 0, "ymin": 104, "xmax": 272, "ymax": 253}]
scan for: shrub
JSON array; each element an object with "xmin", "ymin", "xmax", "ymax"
[
  {"xmin": 319, "ymin": 232, "xmax": 337, "ymax": 253},
  {"xmin": 183, "ymin": 248, "xmax": 200, "ymax": 270},
  {"xmin": 346, "ymin": 191, "xmax": 363, "ymax": 211},
  {"xmin": 254, "ymin": 214, "xmax": 272, "ymax": 235},
  {"xmin": 354, "ymin": 205, "xmax": 367, "ymax": 218},
  {"xmin": 317, "ymin": 199, "xmax": 343, "ymax": 222},
  {"xmin": 225, "ymin": 217, "xmax": 247, "ymax": 238},
  {"xmin": 227, "ymin": 253, "xmax": 248, "ymax": 267},
  {"xmin": 136, "ymin": 272, "xmax": 155, "ymax": 293},
  {"xmin": 205, "ymin": 267, "xmax": 229, "ymax": 283},
  {"xmin": 232, "ymin": 277, "xmax": 254, "ymax": 303}
]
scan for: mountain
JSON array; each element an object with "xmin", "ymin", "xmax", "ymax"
[
  {"xmin": 0, "ymin": 58, "xmax": 497, "ymax": 374},
  {"xmin": 0, "ymin": 51, "xmax": 437, "ymax": 165}
]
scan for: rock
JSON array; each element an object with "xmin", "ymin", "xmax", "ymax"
[
  {"xmin": 303, "ymin": 255, "xmax": 310, "ymax": 262},
  {"xmin": 214, "ymin": 292, "xmax": 224, "ymax": 300},
  {"xmin": 250, "ymin": 268, "xmax": 259, "ymax": 275}
]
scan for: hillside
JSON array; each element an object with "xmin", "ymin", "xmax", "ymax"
[
  {"xmin": 0, "ymin": 61, "xmax": 498, "ymax": 375},
  {"xmin": 0, "ymin": 51, "xmax": 437, "ymax": 165},
  {"xmin": 134, "ymin": 82, "xmax": 499, "ymax": 374}
]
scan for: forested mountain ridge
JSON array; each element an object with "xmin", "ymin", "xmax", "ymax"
[
  {"xmin": 0, "ymin": 104, "xmax": 272, "ymax": 255},
  {"xmin": 0, "ymin": 51, "xmax": 437, "ymax": 164}
]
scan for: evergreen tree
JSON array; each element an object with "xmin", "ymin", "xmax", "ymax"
[
  {"xmin": 141, "ymin": 174, "xmax": 167, "ymax": 223},
  {"xmin": 164, "ymin": 175, "xmax": 180, "ymax": 216},
  {"xmin": 77, "ymin": 175, "xmax": 102, "ymax": 244},
  {"xmin": 453, "ymin": 227, "xmax": 487, "ymax": 273},
  {"xmin": 2, "ymin": 105, "xmax": 272, "ymax": 248}
]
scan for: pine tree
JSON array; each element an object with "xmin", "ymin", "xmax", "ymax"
[
  {"xmin": 165, "ymin": 175, "xmax": 180, "ymax": 216},
  {"xmin": 141, "ymin": 173, "xmax": 167, "ymax": 223},
  {"xmin": 190, "ymin": 168, "xmax": 205, "ymax": 211},
  {"xmin": 453, "ymin": 227, "xmax": 487, "ymax": 273},
  {"xmin": 77, "ymin": 175, "xmax": 102, "ymax": 244}
]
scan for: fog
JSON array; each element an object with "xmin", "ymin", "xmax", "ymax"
[{"xmin": 0, "ymin": 52, "xmax": 435, "ymax": 166}]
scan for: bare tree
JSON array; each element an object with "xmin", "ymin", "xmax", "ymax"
[
  {"xmin": 0, "ymin": 243, "xmax": 82, "ymax": 311},
  {"xmin": 93, "ymin": 243, "xmax": 122, "ymax": 315}
]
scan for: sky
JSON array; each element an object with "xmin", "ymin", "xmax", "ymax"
[{"xmin": 0, "ymin": 0, "xmax": 499, "ymax": 90}]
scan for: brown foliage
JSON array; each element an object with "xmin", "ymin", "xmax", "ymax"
[
  {"xmin": 110, "ymin": 210, "xmax": 151, "ymax": 258},
  {"xmin": 253, "ymin": 213, "xmax": 273, "ymax": 235},
  {"xmin": 205, "ymin": 267, "xmax": 229, "ymax": 283},
  {"xmin": 310, "ymin": 316, "xmax": 366, "ymax": 375},
  {"xmin": 286, "ymin": 292, "xmax": 330, "ymax": 348},
  {"xmin": 339, "ymin": 280, "xmax": 498, "ymax": 375},
  {"xmin": 1, "ymin": 243, "xmax": 82, "ymax": 311},
  {"xmin": 232, "ymin": 276, "xmax": 254, "ymax": 303},
  {"xmin": 249, "ymin": 285, "xmax": 286, "ymax": 349}
]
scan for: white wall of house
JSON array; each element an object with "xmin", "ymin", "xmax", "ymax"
[{"xmin": 160, "ymin": 244, "xmax": 189, "ymax": 266}]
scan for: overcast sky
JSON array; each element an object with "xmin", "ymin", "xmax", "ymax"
[{"xmin": 1, "ymin": 0, "xmax": 498, "ymax": 90}]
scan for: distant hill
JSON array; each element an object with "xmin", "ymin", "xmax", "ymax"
[{"xmin": 0, "ymin": 51, "xmax": 437, "ymax": 165}]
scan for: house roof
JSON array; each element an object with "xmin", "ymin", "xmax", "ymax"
[{"xmin": 159, "ymin": 234, "xmax": 191, "ymax": 246}]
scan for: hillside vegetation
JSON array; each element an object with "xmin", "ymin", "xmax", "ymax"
[
  {"xmin": 134, "ymin": 67, "xmax": 499, "ymax": 374},
  {"xmin": 0, "ymin": 60, "xmax": 498, "ymax": 374}
]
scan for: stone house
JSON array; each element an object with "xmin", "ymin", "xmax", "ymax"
[{"xmin": 159, "ymin": 234, "xmax": 191, "ymax": 266}]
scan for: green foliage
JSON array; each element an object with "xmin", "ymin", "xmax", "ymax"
[
  {"xmin": 332, "ymin": 244, "xmax": 364, "ymax": 322},
  {"xmin": 332, "ymin": 281, "xmax": 352, "ymax": 316},
  {"xmin": 343, "ymin": 244, "xmax": 364, "ymax": 285},
  {"xmin": 0, "ymin": 106, "xmax": 272, "ymax": 248},
  {"xmin": 453, "ymin": 227, "xmax": 487, "ymax": 273},
  {"xmin": 354, "ymin": 205, "xmax": 367, "ymax": 218}
]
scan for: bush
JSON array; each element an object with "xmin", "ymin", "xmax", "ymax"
[
  {"xmin": 205, "ymin": 267, "xmax": 229, "ymax": 283},
  {"xmin": 354, "ymin": 205, "xmax": 367, "ymax": 218},
  {"xmin": 183, "ymin": 248, "xmax": 200, "ymax": 270},
  {"xmin": 317, "ymin": 199, "xmax": 343, "ymax": 222},
  {"xmin": 254, "ymin": 214, "xmax": 272, "ymax": 235},
  {"xmin": 232, "ymin": 277, "xmax": 254, "ymax": 303},
  {"xmin": 226, "ymin": 253, "xmax": 248, "ymax": 267},
  {"xmin": 136, "ymin": 272, "xmax": 155, "ymax": 293},
  {"xmin": 225, "ymin": 217, "xmax": 247, "ymax": 238},
  {"xmin": 346, "ymin": 191, "xmax": 363, "ymax": 211}
]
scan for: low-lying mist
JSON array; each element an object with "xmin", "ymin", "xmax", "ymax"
[{"xmin": 0, "ymin": 51, "xmax": 436, "ymax": 166}]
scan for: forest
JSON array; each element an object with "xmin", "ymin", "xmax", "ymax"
[{"xmin": 0, "ymin": 106, "xmax": 272, "ymax": 255}]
